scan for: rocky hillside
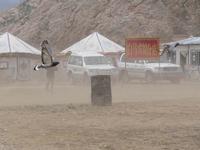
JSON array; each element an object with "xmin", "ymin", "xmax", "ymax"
[{"xmin": 0, "ymin": 0, "xmax": 200, "ymax": 51}]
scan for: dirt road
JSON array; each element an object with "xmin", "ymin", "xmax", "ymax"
[{"xmin": 0, "ymin": 81, "xmax": 200, "ymax": 149}]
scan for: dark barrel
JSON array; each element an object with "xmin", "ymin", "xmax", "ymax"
[{"xmin": 91, "ymin": 75, "xmax": 112, "ymax": 106}]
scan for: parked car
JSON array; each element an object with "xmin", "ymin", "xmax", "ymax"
[
  {"xmin": 65, "ymin": 52, "xmax": 118, "ymax": 83},
  {"xmin": 118, "ymin": 53, "xmax": 183, "ymax": 83}
]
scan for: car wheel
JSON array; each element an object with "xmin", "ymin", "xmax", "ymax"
[
  {"xmin": 145, "ymin": 72, "xmax": 154, "ymax": 83},
  {"xmin": 83, "ymin": 73, "xmax": 90, "ymax": 85},
  {"xmin": 119, "ymin": 71, "xmax": 129, "ymax": 83},
  {"xmin": 170, "ymin": 79, "xmax": 180, "ymax": 84},
  {"xmin": 67, "ymin": 72, "xmax": 73, "ymax": 84}
]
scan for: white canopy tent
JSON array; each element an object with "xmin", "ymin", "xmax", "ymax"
[
  {"xmin": 0, "ymin": 32, "xmax": 40, "ymax": 55},
  {"xmin": 0, "ymin": 32, "xmax": 41, "ymax": 81},
  {"xmin": 61, "ymin": 32, "xmax": 124, "ymax": 54}
]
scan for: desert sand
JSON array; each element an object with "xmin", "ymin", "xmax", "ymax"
[{"xmin": 0, "ymin": 81, "xmax": 200, "ymax": 150}]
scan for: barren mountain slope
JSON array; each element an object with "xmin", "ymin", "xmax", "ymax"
[{"xmin": 0, "ymin": 0, "xmax": 199, "ymax": 51}]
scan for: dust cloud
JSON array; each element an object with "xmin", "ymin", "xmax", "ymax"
[{"xmin": 1, "ymin": 74, "xmax": 200, "ymax": 149}]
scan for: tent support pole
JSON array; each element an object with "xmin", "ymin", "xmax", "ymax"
[{"xmin": 16, "ymin": 56, "xmax": 19, "ymax": 80}]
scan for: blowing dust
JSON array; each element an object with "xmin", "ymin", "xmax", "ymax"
[
  {"xmin": 1, "ymin": 75, "xmax": 200, "ymax": 149},
  {"xmin": 0, "ymin": 75, "xmax": 200, "ymax": 106}
]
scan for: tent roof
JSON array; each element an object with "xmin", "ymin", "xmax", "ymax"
[
  {"xmin": 164, "ymin": 36, "xmax": 200, "ymax": 46},
  {"xmin": 0, "ymin": 32, "xmax": 40, "ymax": 55},
  {"xmin": 61, "ymin": 32, "xmax": 124, "ymax": 54}
]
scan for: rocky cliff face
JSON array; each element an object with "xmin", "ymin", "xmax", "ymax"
[{"xmin": 0, "ymin": 0, "xmax": 199, "ymax": 51}]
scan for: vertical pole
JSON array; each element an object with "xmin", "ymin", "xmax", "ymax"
[
  {"xmin": 187, "ymin": 45, "xmax": 190, "ymax": 65},
  {"xmin": 16, "ymin": 56, "xmax": 19, "ymax": 80},
  {"xmin": 125, "ymin": 39, "xmax": 127, "ymax": 70},
  {"xmin": 159, "ymin": 55, "xmax": 161, "ymax": 79},
  {"xmin": 158, "ymin": 40, "xmax": 160, "ymax": 78},
  {"xmin": 125, "ymin": 53, "xmax": 127, "ymax": 70},
  {"xmin": 7, "ymin": 33, "xmax": 12, "ymax": 53},
  {"xmin": 187, "ymin": 45, "xmax": 190, "ymax": 79},
  {"xmin": 198, "ymin": 50, "xmax": 200, "ymax": 73}
]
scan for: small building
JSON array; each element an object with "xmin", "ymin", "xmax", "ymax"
[
  {"xmin": 163, "ymin": 37, "xmax": 200, "ymax": 71},
  {"xmin": 0, "ymin": 32, "xmax": 41, "ymax": 81}
]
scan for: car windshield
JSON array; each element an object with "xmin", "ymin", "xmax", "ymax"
[
  {"xmin": 84, "ymin": 56, "xmax": 110, "ymax": 65},
  {"xmin": 145, "ymin": 60, "xmax": 169, "ymax": 63},
  {"xmin": 145, "ymin": 60, "xmax": 159, "ymax": 63}
]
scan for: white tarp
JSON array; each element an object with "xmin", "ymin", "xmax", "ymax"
[
  {"xmin": 164, "ymin": 36, "xmax": 200, "ymax": 46},
  {"xmin": 61, "ymin": 32, "xmax": 124, "ymax": 54},
  {"xmin": 0, "ymin": 32, "xmax": 40, "ymax": 55}
]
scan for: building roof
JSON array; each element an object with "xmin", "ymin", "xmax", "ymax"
[
  {"xmin": 61, "ymin": 32, "xmax": 124, "ymax": 54},
  {"xmin": 164, "ymin": 36, "xmax": 200, "ymax": 46},
  {"xmin": 0, "ymin": 32, "xmax": 40, "ymax": 55}
]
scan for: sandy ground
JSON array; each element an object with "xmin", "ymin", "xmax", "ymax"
[{"xmin": 0, "ymin": 81, "xmax": 200, "ymax": 149}]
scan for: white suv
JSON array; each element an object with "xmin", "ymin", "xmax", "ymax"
[
  {"xmin": 65, "ymin": 52, "xmax": 118, "ymax": 82},
  {"xmin": 118, "ymin": 53, "xmax": 183, "ymax": 83}
]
